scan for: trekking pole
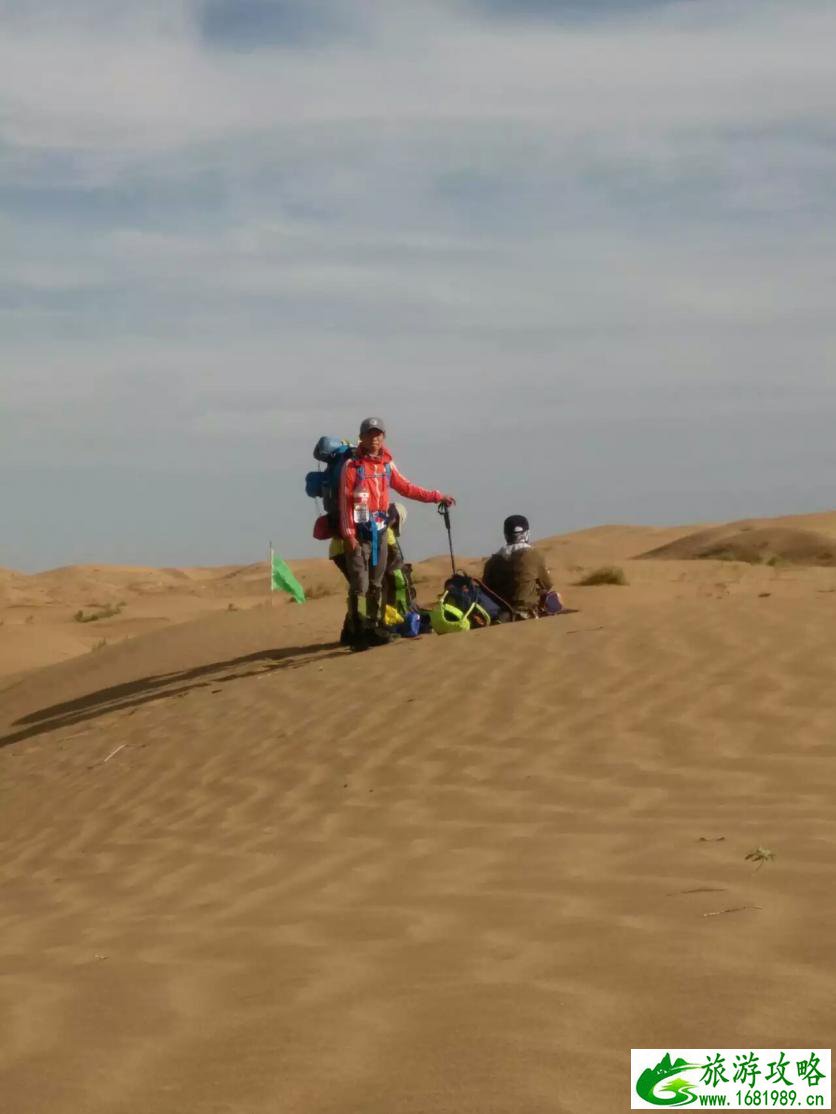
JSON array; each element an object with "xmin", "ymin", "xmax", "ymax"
[{"xmin": 437, "ymin": 502, "xmax": 456, "ymax": 576}]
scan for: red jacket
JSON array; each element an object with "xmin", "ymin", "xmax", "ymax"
[{"xmin": 339, "ymin": 447, "xmax": 442, "ymax": 541}]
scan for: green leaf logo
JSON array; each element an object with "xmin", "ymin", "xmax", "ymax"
[{"xmin": 636, "ymin": 1053, "xmax": 701, "ymax": 1106}]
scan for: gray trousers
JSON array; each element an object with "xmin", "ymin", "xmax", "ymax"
[{"xmin": 346, "ymin": 532, "xmax": 389, "ymax": 624}]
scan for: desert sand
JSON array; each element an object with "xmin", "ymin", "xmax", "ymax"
[{"xmin": 1, "ymin": 511, "xmax": 835, "ymax": 1113}]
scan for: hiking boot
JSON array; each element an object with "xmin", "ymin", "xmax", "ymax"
[
  {"xmin": 339, "ymin": 616, "xmax": 355, "ymax": 646},
  {"xmin": 366, "ymin": 625, "xmax": 400, "ymax": 647},
  {"xmin": 348, "ymin": 626, "xmax": 370, "ymax": 652}
]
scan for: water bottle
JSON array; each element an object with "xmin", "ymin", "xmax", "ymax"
[{"xmin": 354, "ymin": 491, "xmax": 370, "ymax": 525}]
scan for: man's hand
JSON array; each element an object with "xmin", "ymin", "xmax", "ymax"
[
  {"xmin": 344, "ymin": 535, "xmax": 359, "ymax": 552},
  {"xmin": 439, "ymin": 495, "xmax": 456, "ymax": 507}
]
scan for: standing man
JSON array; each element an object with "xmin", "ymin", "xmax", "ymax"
[{"xmin": 340, "ymin": 417, "xmax": 455, "ymax": 649}]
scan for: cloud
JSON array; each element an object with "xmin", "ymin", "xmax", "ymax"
[
  {"xmin": 2, "ymin": 0, "xmax": 836, "ymax": 567},
  {"xmin": 197, "ymin": 0, "xmax": 364, "ymax": 49},
  {"xmin": 2, "ymin": 1, "xmax": 834, "ymax": 156},
  {"xmin": 462, "ymin": 0, "xmax": 677, "ymax": 21}
]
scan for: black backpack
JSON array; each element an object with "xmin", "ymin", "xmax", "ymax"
[{"xmin": 443, "ymin": 573, "xmax": 505, "ymax": 628}]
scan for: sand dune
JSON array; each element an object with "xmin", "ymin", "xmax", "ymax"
[
  {"xmin": 2, "ymin": 514, "xmax": 835, "ymax": 1113},
  {"xmin": 0, "ymin": 515, "xmax": 775, "ymax": 680},
  {"xmin": 0, "ymin": 557, "xmax": 347, "ymax": 680},
  {"xmin": 639, "ymin": 509, "xmax": 836, "ymax": 566}
]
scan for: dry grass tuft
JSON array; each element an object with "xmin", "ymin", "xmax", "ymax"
[
  {"xmin": 74, "ymin": 603, "xmax": 124, "ymax": 623},
  {"xmin": 303, "ymin": 582, "xmax": 337, "ymax": 600},
  {"xmin": 576, "ymin": 566, "xmax": 627, "ymax": 587}
]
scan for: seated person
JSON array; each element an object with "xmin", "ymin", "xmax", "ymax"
[{"xmin": 482, "ymin": 514, "xmax": 563, "ymax": 619}]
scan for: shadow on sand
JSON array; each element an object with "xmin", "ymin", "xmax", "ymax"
[{"xmin": 1, "ymin": 641, "xmax": 346, "ymax": 749}]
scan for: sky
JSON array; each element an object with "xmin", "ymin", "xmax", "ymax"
[{"xmin": 2, "ymin": 0, "xmax": 835, "ymax": 570}]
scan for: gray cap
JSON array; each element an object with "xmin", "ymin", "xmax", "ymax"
[{"xmin": 360, "ymin": 416, "xmax": 386, "ymax": 436}]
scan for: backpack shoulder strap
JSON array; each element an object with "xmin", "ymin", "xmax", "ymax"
[{"xmin": 355, "ymin": 460, "xmax": 388, "ymax": 484}]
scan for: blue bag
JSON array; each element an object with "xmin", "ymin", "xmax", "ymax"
[
  {"xmin": 397, "ymin": 611, "xmax": 422, "ymax": 638},
  {"xmin": 305, "ymin": 438, "xmax": 355, "ymax": 529}
]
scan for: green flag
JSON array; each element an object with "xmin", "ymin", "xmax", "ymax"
[{"xmin": 270, "ymin": 551, "xmax": 306, "ymax": 604}]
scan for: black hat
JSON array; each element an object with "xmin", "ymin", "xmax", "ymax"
[
  {"xmin": 359, "ymin": 416, "xmax": 386, "ymax": 436},
  {"xmin": 503, "ymin": 514, "xmax": 529, "ymax": 543}
]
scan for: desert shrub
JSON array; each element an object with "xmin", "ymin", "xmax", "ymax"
[
  {"xmin": 577, "ymin": 566, "xmax": 627, "ymax": 586},
  {"xmin": 304, "ymin": 582, "xmax": 335, "ymax": 600},
  {"xmin": 701, "ymin": 549, "xmax": 763, "ymax": 564},
  {"xmin": 74, "ymin": 603, "xmax": 123, "ymax": 623},
  {"xmin": 700, "ymin": 550, "xmax": 749, "ymax": 563}
]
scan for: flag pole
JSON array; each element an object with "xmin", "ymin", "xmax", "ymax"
[{"xmin": 268, "ymin": 539, "xmax": 273, "ymax": 608}]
